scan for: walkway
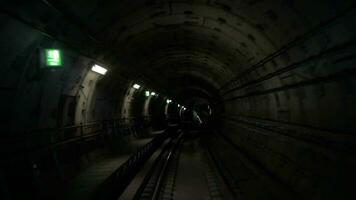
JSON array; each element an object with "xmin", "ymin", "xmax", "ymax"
[{"xmin": 58, "ymin": 131, "xmax": 164, "ymax": 200}]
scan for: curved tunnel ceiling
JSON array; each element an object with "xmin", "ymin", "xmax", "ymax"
[
  {"xmin": 103, "ymin": 3, "xmax": 271, "ymax": 102},
  {"xmin": 40, "ymin": 0, "xmax": 353, "ymax": 104},
  {"xmin": 1, "ymin": 1, "xmax": 356, "ymax": 199}
]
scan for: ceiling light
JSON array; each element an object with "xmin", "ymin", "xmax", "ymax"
[
  {"xmin": 133, "ymin": 84, "xmax": 141, "ymax": 89},
  {"xmin": 91, "ymin": 64, "xmax": 107, "ymax": 75}
]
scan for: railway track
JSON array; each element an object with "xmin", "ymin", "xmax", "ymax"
[
  {"xmin": 130, "ymin": 130, "xmax": 239, "ymax": 200},
  {"xmin": 93, "ymin": 127, "xmax": 305, "ymax": 200}
]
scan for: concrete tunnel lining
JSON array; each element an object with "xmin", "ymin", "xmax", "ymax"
[{"xmin": 0, "ymin": 0, "xmax": 356, "ymax": 199}]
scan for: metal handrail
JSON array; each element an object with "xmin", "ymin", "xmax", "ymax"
[
  {"xmin": 1, "ymin": 117, "xmax": 136, "ymax": 139},
  {"xmin": 0, "ymin": 118, "xmax": 142, "ymax": 164}
]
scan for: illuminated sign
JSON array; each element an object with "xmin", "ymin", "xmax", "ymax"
[{"xmin": 44, "ymin": 49, "xmax": 62, "ymax": 67}]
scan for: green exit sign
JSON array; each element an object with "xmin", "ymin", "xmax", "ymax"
[{"xmin": 44, "ymin": 49, "xmax": 62, "ymax": 67}]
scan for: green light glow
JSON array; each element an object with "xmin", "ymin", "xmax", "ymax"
[
  {"xmin": 45, "ymin": 49, "xmax": 62, "ymax": 67},
  {"xmin": 145, "ymin": 91, "xmax": 150, "ymax": 97}
]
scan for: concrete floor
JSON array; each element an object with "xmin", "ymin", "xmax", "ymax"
[{"xmin": 174, "ymin": 137, "xmax": 210, "ymax": 200}]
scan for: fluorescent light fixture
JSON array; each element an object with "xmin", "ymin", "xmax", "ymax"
[
  {"xmin": 91, "ymin": 64, "xmax": 107, "ymax": 75},
  {"xmin": 145, "ymin": 91, "xmax": 150, "ymax": 97},
  {"xmin": 133, "ymin": 84, "xmax": 141, "ymax": 89},
  {"xmin": 151, "ymin": 92, "xmax": 156, "ymax": 96}
]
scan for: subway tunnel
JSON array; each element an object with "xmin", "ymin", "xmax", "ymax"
[{"xmin": 0, "ymin": 0, "xmax": 356, "ymax": 199}]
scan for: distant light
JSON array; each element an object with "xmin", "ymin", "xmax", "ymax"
[
  {"xmin": 151, "ymin": 92, "xmax": 156, "ymax": 96},
  {"xmin": 178, "ymin": 104, "xmax": 180, "ymax": 107},
  {"xmin": 166, "ymin": 99, "xmax": 172, "ymax": 104},
  {"xmin": 45, "ymin": 49, "xmax": 62, "ymax": 67},
  {"xmin": 145, "ymin": 91, "xmax": 150, "ymax": 97},
  {"xmin": 133, "ymin": 84, "xmax": 141, "ymax": 89},
  {"xmin": 91, "ymin": 64, "xmax": 107, "ymax": 75}
]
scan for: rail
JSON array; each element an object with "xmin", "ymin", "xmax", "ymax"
[{"xmin": 92, "ymin": 126, "xmax": 180, "ymax": 200}]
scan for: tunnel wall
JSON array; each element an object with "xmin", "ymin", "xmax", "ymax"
[
  {"xmin": 217, "ymin": 8, "xmax": 356, "ymax": 199},
  {"xmin": 0, "ymin": 12, "xmax": 131, "ymax": 133},
  {"xmin": 0, "ymin": 11, "xmax": 162, "ymax": 199},
  {"xmin": 2, "ymin": 1, "xmax": 355, "ymax": 199},
  {"xmin": 149, "ymin": 96, "xmax": 168, "ymax": 129}
]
